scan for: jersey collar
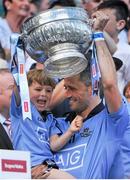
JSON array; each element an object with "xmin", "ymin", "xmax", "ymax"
[{"xmin": 65, "ymin": 101, "xmax": 105, "ymax": 123}]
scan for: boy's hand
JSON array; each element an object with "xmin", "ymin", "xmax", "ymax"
[
  {"xmin": 69, "ymin": 115, "xmax": 83, "ymax": 133},
  {"xmin": 31, "ymin": 164, "xmax": 50, "ymax": 179}
]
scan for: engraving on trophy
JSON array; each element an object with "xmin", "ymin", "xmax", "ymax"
[{"xmin": 21, "ymin": 7, "xmax": 93, "ymax": 78}]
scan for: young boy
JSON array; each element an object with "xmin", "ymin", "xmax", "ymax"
[{"xmin": 10, "ymin": 69, "xmax": 78, "ymax": 179}]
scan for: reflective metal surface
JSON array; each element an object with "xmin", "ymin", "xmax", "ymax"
[{"xmin": 22, "ymin": 7, "xmax": 92, "ymax": 78}]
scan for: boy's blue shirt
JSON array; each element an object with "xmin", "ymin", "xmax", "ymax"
[
  {"xmin": 10, "ymin": 93, "xmax": 61, "ymax": 167},
  {"xmin": 54, "ymin": 100, "xmax": 129, "ymax": 179}
]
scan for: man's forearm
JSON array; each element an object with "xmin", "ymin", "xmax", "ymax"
[
  {"xmin": 95, "ymin": 39, "xmax": 117, "ymax": 86},
  {"xmin": 103, "ymin": 31, "xmax": 117, "ymax": 55},
  {"xmin": 91, "ymin": 11, "xmax": 121, "ymax": 112}
]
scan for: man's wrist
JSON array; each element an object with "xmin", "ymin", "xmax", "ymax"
[{"xmin": 92, "ymin": 32, "xmax": 105, "ymax": 42}]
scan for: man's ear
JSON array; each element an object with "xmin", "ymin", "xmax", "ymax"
[
  {"xmin": 4, "ymin": 0, "xmax": 12, "ymax": 11},
  {"xmin": 0, "ymin": 89, "xmax": 2, "ymax": 95},
  {"xmin": 87, "ymin": 85, "xmax": 92, "ymax": 96},
  {"xmin": 117, "ymin": 19, "xmax": 126, "ymax": 31}
]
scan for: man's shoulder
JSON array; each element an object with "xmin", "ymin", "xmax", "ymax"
[
  {"xmin": 0, "ymin": 17, "xmax": 5, "ymax": 24},
  {"xmin": 0, "ymin": 18, "xmax": 8, "ymax": 29},
  {"xmin": 117, "ymin": 42, "xmax": 130, "ymax": 53}
]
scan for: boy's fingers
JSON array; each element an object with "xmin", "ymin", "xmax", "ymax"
[
  {"xmin": 42, "ymin": 173, "xmax": 50, "ymax": 179},
  {"xmin": 31, "ymin": 164, "xmax": 49, "ymax": 179},
  {"xmin": 39, "ymin": 171, "xmax": 51, "ymax": 179}
]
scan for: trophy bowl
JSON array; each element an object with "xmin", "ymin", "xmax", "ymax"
[{"xmin": 21, "ymin": 7, "xmax": 92, "ymax": 78}]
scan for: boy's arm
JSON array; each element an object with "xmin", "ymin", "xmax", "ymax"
[
  {"xmin": 50, "ymin": 115, "xmax": 83, "ymax": 152},
  {"xmin": 13, "ymin": 80, "xmax": 21, "ymax": 106},
  {"xmin": 49, "ymin": 79, "xmax": 66, "ymax": 110},
  {"xmin": 50, "ymin": 131, "xmax": 74, "ymax": 152},
  {"xmin": 31, "ymin": 164, "xmax": 50, "ymax": 179}
]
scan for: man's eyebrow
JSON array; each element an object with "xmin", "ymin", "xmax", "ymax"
[
  {"xmin": 65, "ymin": 85, "xmax": 76, "ymax": 89},
  {"xmin": 7, "ymin": 84, "xmax": 14, "ymax": 89}
]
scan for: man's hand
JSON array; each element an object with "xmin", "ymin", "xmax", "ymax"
[
  {"xmin": 91, "ymin": 11, "xmax": 109, "ymax": 32},
  {"xmin": 69, "ymin": 115, "xmax": 83, "ymax": 133},
  {"xmin": 31, "ymin": 164, "xmax": 51, "ymax": 179}
]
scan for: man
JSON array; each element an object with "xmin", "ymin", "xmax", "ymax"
[
  {"xmin": 96, "ymin": 1, "xmax": 130, "ymax": 178},
  {"xmin": 0, "ymin": 68, "xmax": 14, "ymax": 149},
  {"xmin": 119, "ymin": 0, "xmax": 130, "ymax": 44},
  {"xmin": 51, "ymin": 11, "xmax": 129, "ymax": 179},
  {"xmin": 29, "ymin": 8, "xmax": 129, "ymax": 179},
  {"xmin": 97, "ymin": 0, "xmax": 130, "ymax": 94}
]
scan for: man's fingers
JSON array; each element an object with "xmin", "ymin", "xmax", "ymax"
[{"xmin": 92, "ymin": 11, "xmax": 109, "ymax": 31}]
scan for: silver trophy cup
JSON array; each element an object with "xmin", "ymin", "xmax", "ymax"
[{"xmin": 21, "ymin": 7, "xmax": 92, "ymax": 78}]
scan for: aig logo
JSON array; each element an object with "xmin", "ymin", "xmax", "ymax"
[{"xmin": 54, "ymin": 144, "xmax": 87, "ymax": 171}]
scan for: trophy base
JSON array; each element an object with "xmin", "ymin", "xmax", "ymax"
[{"xmin": 44, "ymin": 43, "xmax": 88, "ymax": 78}]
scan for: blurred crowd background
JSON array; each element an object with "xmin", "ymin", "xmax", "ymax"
[{"xmin": 0, "ymin": 1, "xmax": 4, "ymax": 16}]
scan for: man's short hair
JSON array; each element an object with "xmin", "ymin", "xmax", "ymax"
[
  {"xmin": 79, "ymin": 67, "xmax": 92, "ymax": 87},
  {"xmin": 97, "ymin": 0, "xmax": 129, "ymax": 23},
  {"xmin": 27, "ymin": 69, "xmax": 56, "ymax": 88}
]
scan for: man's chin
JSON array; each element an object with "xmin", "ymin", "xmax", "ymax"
[
  {"xmin": 69, "ymin": 105, "xmax": 78, "ymax": 112},
  {"xmin": 69, "ymin": 105, "xmax": 84, "ymax": 114}
]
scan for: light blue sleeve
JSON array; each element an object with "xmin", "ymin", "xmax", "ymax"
[
  {"xmin": 10, "ymin": 92, "xmax": 22, "ymax": 118},
  {"xmin": 46, "ymin": 115, "xmax": 63, "ymax": 137},
  {"xmin": 107, "ymin": 98, "xmax": 129, "ymax": 138}
]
